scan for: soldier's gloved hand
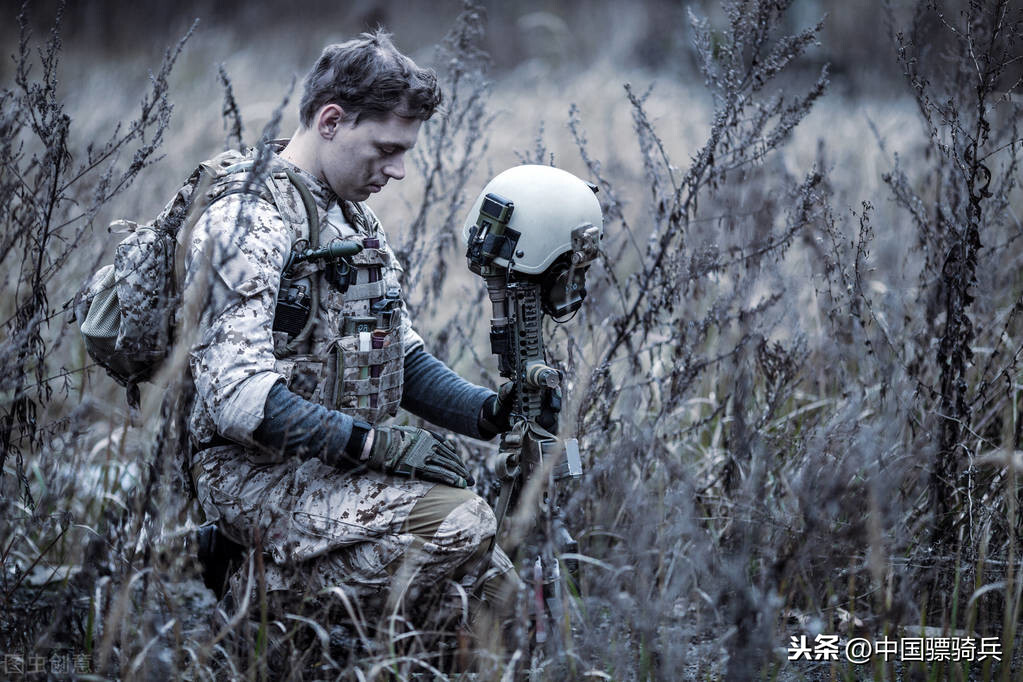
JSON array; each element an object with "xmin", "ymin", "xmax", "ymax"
[
  {"xmin": 478, "ymin": 381, "xmax": 563, "ymax": 437},
  {"xmin": 365, "ymin": 425, "xmax": 474, "ymax": 488},
  {"xmin": 479, "ymin": 381, "xmax": 516, "ymax": 437},
  {"xmin": 537, "ymin": 385, "xmax": 562, "ymax": 434}
]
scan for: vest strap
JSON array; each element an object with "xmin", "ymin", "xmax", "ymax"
[
  {"xmin": 346, "ymin": 343, "xmax": 403, "ymax": 367},
  {"xmin": 343, "ymin": 369, "xmax": 402, "ymax": 395},
  {"xmin": 344, "ymin": 279, "xmax": 388, "ymax": 301}
]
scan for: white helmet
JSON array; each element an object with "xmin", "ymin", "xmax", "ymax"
[{"xmin": 462, "ymin": 165, "xmax": 603, "ymax": 276}]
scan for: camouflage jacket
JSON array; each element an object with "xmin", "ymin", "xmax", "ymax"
[{"xmin": 184, "ymin": 147, "xmax": 423, "ymax": 448}]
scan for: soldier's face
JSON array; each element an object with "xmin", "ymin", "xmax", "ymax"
[{"xmin": 317, "ymin": 107, "xmax": 421, "ymax": 202}]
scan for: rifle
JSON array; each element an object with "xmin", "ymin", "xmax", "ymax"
[{"xmin": 465, "ymin": 191, "xmax": 600, "ymax": 645}]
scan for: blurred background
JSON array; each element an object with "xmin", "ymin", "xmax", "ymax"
[
  {"xmin": 3, "ymin": 0, "xmax": 1022, "ymax": 678},
  {"xmin": 0, "ymin": 0, "xmax": 957, "ymax": 284}
]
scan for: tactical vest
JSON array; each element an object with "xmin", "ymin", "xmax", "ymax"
[{"xmin": 263, "ymin": 168, "xmax": 405, "ymax": 425}]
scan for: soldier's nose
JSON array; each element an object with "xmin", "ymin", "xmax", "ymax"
[{"xmin": 384, "ymin": 155, "xmax": 406, "ymax": 181}]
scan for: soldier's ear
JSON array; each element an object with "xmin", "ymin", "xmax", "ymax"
[{"xmin": 317, "ymin": 104, "xmax": 346, "ymax": 140}]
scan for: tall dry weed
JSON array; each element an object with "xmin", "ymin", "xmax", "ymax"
[
  {"xmin": 2, "ymin": 0, "xmax": 1022, "ymax": 679},
  {"xmin": 0, "ymin": 5, "xmax": 199, "ymax": 676}
]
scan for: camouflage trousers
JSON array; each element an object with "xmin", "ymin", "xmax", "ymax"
[{"xmin": 192, "ymin": 445, "xmax": 519, "ymax": 623}]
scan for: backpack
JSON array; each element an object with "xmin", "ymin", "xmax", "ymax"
[{"xmin": 75, "ymin": 149, "xmax": 316, "ymax": 406}]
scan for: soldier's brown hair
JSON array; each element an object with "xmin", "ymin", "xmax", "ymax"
[{"xmin": 298, "ymin": 30, "xmax": 442, "ymax": 127}]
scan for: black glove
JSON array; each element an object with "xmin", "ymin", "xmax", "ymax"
[
  {"xmin": 479, "ymin": 381, "xmax": 562, "ymax": 437},
  {"xmin": 479, "ymin": 382, "xmax": 516, "ymax": 437},
  {"xmin": 538, "ymin": 384, "xmax": 562, "ymax": 434},
  {"xmin": 363, "ymin": 425, "xmax": 474, "ymax": 488}
]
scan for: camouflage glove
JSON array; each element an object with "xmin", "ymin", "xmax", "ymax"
[{"xmin": 366, "ymin": 425, "xmax": 474, "ymax": 488}]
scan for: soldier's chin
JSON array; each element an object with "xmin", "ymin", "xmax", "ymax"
[{"xmin": 340, "ymin": 190, "xmax": 370, "ymax": 202}]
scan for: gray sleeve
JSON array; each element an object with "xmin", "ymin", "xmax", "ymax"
[
  {"xmin": 401, "ymin": 346, "xmax": 496, "ymax": 440},
  {"xmin": 252, "ymin": 381, "xmax": 365, "ymax": 469}
]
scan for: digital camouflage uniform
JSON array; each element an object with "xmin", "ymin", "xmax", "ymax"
[{"xmin": 186, "ymin": 146, "xmax": 515, "ymax": 616}]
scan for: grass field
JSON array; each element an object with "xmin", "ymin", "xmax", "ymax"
[{"xmin": 2, "ymin": 0, "xmax": 1022, "ymax": 679}]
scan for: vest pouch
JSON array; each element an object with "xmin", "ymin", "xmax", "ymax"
[
  {"xmin": 276, "ymin": 355, "xmax": 327, "ymax": 403},
  {"xmin": 335, "ymin": 326, "xmax": 403, "ymax": 423},
  {"xmin": 321, "ymin": 341, "xmax": 344, "ymax": 411},
  {"xmin": 341, "ymin": 316, "xmax": 377, "ymax": 336}
]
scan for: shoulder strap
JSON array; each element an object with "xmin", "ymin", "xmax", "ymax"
[
  {"xmin": 277, "ymin": 168, "xmax": 321, "ymax": 355},
  {"xmin": 171, "ymin": 158, "xmax": 297, "ymax": 295}
]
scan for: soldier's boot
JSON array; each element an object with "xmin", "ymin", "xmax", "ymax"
[{"xmin": 196, "ymin": 523, "xmax": 245, "ymax": 600}]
